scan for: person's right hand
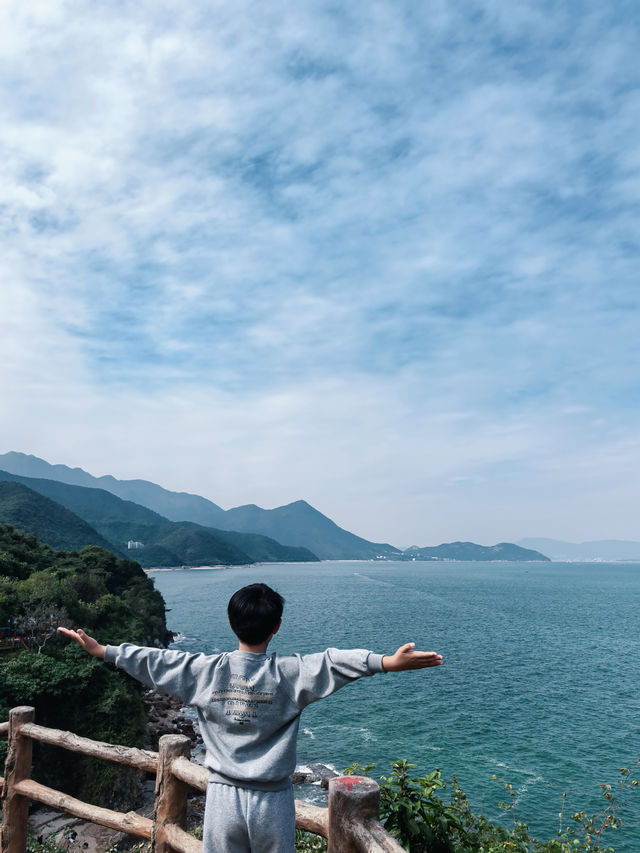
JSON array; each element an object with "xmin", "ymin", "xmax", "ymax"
[
  {"xmin": 382, "ymin": 642, "xmax": 443, "ymax": 672},
  {"xmin": 57, "ymin": 627, "xmax": 106, "ymax": 659}
]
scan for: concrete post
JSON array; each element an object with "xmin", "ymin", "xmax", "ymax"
[{"xmin": 327, "ymin": 775, "xmax": 381, "ymax": 853}]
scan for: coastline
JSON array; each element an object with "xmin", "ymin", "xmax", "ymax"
[{"xmin": 144, "ymin": 563, "xmax": 253, "ymax": 572}]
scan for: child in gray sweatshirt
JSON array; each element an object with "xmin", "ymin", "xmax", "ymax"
[{"xmin": 59, "ymin": 582, "xmax": 443, "ymax": 852}]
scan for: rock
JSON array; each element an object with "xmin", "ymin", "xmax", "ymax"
[
  {"xmin": 143, "ymin": 689, "xmax": 195, "ymax": 749},
  {"xmin": 291, "ymin": 763, "xmax": 338, "ymax": 788}
]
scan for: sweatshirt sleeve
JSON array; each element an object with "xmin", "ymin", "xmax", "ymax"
[
  {"xmin": 104, "ymin": 643, "xmax": 220, "ymax": 706},
  {"xmin": 278, "ymin": 648, "xmax": 385, "ymax": 709}
]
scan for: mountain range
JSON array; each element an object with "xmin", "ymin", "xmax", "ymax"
[
  {"xmin": 0, "ymin": 474, "xmax": 317, "ymax": 567},
  {"xmin": 0, "ymin": 452, "xmax": 400, "ymax": 561},
  {"xmin": 0, "ymin": 451, "xmax": 553, "ymax": 564}
]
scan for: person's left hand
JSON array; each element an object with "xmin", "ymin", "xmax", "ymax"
[{"xmin": 57, "ymin": 627, "xmax": 106, "ymax": 659}]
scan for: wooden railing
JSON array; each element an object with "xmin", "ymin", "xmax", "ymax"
[
  {"xmin": 0, "ymin": 707, "xmax": 404, "ymax": 852},
  {"xmin": 0, "ymin": 632, "xmax": 25, "ymax": 652}
]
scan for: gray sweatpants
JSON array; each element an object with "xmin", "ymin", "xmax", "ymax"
[{"xmin": 203, "ymin": 781, "xmax": 296, "ymax": 853}]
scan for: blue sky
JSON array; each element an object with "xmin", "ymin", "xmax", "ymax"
[{"xmin": 1, "ymin": 1, "xmax": 639, "ymax": 546}]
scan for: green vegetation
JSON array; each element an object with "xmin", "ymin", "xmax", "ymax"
[
  {"xmin": 0, "ymin": 481, "xmax": 119, "ymax": 555},
  {"xmin": 0, "ymin": 524, "xmax": 168, "ymax": 807},
  {"xmin": 26, "ymin": 832, "xmax": 66, "ymax": 852},
  {"xmin": 295, "ymin": 830, "xmax": 328, "ymax": 851}
]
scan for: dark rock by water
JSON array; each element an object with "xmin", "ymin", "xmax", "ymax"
[
  {"xmin": 143, "ymin": 689, "xmax": 201, "ymax": 749},
  {"xmin": 291, "ymin": 763, "xmax": 339, "ymax": 789}
]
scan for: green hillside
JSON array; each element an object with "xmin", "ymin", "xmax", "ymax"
[
  {"xmin": 0, "ymin": 480, "xmax": 122, "ymax": 555},
  {"xmin": 209, "ymin": 526, "xmax": 320, "ymax": 563}
]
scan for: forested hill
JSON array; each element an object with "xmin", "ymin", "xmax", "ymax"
[
  {"xmin": 0, "ymin": 470, "xmax": 318, "ymax": 566},
  {"xmin": 0, "ymin": 524, "xmax": 169, "ymax": 646},
  {"xmin": 0, "ymin": 524, "xmax": 168, "ymax": 807},
  {"xmin": 404, "ymin": 541, "xmax": 550, "ymax": 561},
  {"xmin": 0, "ymin": 480, "xmax": 122, "ymax": 555}
]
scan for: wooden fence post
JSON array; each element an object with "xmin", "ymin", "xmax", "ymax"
[
  {"xmin": 0, "ymin": 706, "xmax": 35, "ymax": 853},
  {"xmin": 152, "ymin": 734, "xmax": 191, "ymax": 853},
  {"xmin": 327, "ymin": 776, "xmax": 381, "ymax": 853}
]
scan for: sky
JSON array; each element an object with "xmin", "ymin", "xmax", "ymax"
[{"xmin": 1, "ymin": 1, "xmax": 639, "ymax": 548}]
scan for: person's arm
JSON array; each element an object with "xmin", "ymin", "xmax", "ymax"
[
  {"xmin": 58, "ymin": 627, "xmax": 218, "ymax": 705},
  {"xmin": 381, "ymin": 642, "xmax": 443, "ymax": 672},
  {"xmin": 280, "ymin": 643, "xmax": 443, "ymax": 708}
]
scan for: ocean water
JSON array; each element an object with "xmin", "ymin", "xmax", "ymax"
[{"xmin": 149, "ymin": 561, "xmax": 640, "ymax": 850}]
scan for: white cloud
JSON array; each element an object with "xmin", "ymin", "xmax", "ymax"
[{"xmin": 1, "ymin": 0, "xmax": 639, "ymax": 544}]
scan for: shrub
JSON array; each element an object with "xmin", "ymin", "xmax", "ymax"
[{"xmin": 343, "ymin": 758, "xmax": 640, "ymax": 852}]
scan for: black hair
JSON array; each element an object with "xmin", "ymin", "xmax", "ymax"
[{"xmin": 227, "ymin": 583, "xmax": 284, "ymax": 645}]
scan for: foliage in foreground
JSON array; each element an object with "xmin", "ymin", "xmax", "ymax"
[{"xmin": 335, "ymin": 759, "xmax": 640, "ymax": 853}]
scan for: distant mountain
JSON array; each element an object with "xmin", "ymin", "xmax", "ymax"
[
  {"xmin": 0, "ymin": 471, "xmax": 318, "ymax": 567},
  {"xmin": 518, "ymin": 538, "xmax": 640, "ymax": 562},
  {"xmin": 0, "ymin": 453, "xmax": 401, "ymax": 560},
  {"xmin": 404, "ymin": 541, "xmax": 550, "ymax": 562},
  {"xmin": 211, "ymin": 500, "xmax": 402, "ymax": 560},
  {"xmin": 0, "ymin": 451, "xmax": 226, "ymax": 525},
  {"xmin": 0, "ymin": 480, "xmax": 122, "ymax": 554}
]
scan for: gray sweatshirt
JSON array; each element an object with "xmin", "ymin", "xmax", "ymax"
[{"xmin": 104, "ymin": 644, "xmax": 385, "ymax": 791}]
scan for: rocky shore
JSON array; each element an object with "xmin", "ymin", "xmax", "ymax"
[{"xmin": 143, "ymin": 689, "xmax": 201, "ymax": 750}]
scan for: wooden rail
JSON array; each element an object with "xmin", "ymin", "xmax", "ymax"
[
  {"xmin": 0, "ymin": 721, "xmax": 6, "ymax": 798},
  {"xmin": 0, "ymin": 631, "xmax": 25, "ymax": 652},
  {"xmin": 0, "ymin": 707, "xmax": 404, "ymax": 852}
]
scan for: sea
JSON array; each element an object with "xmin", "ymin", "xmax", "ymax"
[{"xmin": 148, "ymin": 561, "xmax": 640, "ymax": 851}]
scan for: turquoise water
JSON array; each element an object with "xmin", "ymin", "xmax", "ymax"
[{"xmin": 149, "ymin": 561, "xmax": 640, "ymax": 850}]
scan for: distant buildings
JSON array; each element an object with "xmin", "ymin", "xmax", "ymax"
[{"xmin": 127, "ymin": 540, "xmax": 144, "ymax": 550}]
